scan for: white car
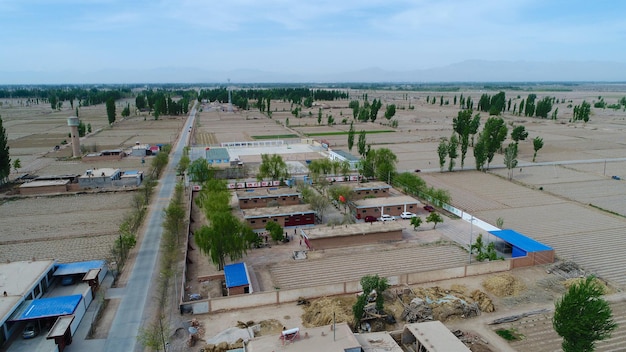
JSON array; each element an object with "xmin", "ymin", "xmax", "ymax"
[
  {"xmin": 400, "ymin": 211, "xmax": 417, "ymax": 219},
  {"xmin": 378, "ymin": 214, "xmax": 395, "ymax": 222}
]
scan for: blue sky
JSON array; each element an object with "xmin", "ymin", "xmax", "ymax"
[{"xmin": 1, "ymin": 0, "xmax": 625, "ymax": 82}]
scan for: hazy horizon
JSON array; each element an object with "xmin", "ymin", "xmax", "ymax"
[{"xmin": 2, "ymin": 1, "xmax": 626, "ymax": 84}]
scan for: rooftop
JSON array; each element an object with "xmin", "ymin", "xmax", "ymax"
[
  {"xmin": 9, "ymin": 294, "xmax": 82, "ymax": 322},
  {"xmin": 330, "ymin": 149, "xmax": 360, "ymax": 162},
  {"xmin": 0, "ymin": 260, "xmax": 56, "ymax": 323},
  {"xmin": 246, "ymin": 322, "xmax": 361, "ymax": 352},
  {"xmin": 347, "ymin": 181, "xmax": 391, "ymax": 191},
  {"xmin": 355, "ymin": 331, "xmax": 404, "ymax": 352},
  {"xmin": 404, "ymin": 321, "xmax": 471, "ymax": 351},
  {"xmin": 352, "ymin": 195, "xmax": 420, "ymax": 208},
  {"xmin": 205, "ymin": 147, "xmax": 230, "ymax": 160},
  {"xmin": 489, "ymin": 229, "xmax": 553, "ymax": 252},
  {"xmin": 19, "ymin": 180, "xmax": 69, "ymax": 188},
  {"xmin": 223, "ymin": 262, "xmax": 250, "ymax": 288},
  {"xmin": 236, "ymin": 187, "xmax": 300, "ymax": 199},
  {"xmin": 53, "ymin": 260, "xmax": 106, "ymax": 277},
  {"xmin": 303, "ymin": 222, "xmax": 404, "ymax": 239},
  {"xmin": 242, "ymin": 204, "xmax": 314, "ymax": 218},
  {"xmin": 79, "ymin": 168, "xmax": 120, "ymax": 178}
]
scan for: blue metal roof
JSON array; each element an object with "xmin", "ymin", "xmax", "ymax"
[
  {"xmin": 11, "ymin": 294, "xmax": 82, "ymax": 321},
  {"xmin": 224, "ymin": 263, "xmax": 249, "ymax": 288},
  {"xmin": 488, "ymin": 229, "xmax": 552, "ymax": 252},
  {"xmin": 54, "ymin": 260, "xmax": 105, "ymax": 276}
]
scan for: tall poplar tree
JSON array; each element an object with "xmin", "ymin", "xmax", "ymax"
[{"xmin": 0, "ymin": 116, "xmax": 10, "ymax": 183}]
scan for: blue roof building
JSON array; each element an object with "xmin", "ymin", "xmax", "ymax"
[{"xmin": 223, "ymin": 263, "xmax": 251, "ymax": 295}]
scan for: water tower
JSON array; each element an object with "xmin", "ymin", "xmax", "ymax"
[{"xmin": 67, "ymin": 117, "xmax": 81, "ymax": 157}]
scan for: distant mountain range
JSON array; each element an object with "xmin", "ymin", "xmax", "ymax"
[{"xmin": 2, "ymin": 60, "xmax": 626, "ymax": 84}]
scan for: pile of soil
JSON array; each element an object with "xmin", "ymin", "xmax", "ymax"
[
  {"xmin": 563, "ymin": 277, "xmax": 613, "ymax": 294},
  {"xmin": 482, "ymin": 273, "xmax": 526, "ymax": 297},
  {"xmin": 301, "ymin": 296, "xmax": 356, "ymax": 327},
  {"xmin": 397, "ymin": 285, "xmax": 494, "ymax": 323}
]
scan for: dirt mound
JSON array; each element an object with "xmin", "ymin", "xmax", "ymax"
[
  {"xmin": 398, "ymin": 285, "xmax": 492, "ymax": 323},
  {"xmin": 482, "ymin": 273, "xmax": 526, "ymax": 297},
  {"xmin": 301, "ymin": 296, "xmax": 356, "ymax": 328},
  {"xmin": 563, "ymin": 277, "xmax": 613, "ymax": 294}
]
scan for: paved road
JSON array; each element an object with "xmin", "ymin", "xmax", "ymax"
[{"xmin": 100, "ymin": 104, "xmax": 197, "ymax": 351}]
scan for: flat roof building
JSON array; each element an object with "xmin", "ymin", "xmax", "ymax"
[
  {"xmin": 242, "ymin": 204, "xmax": 315, "ymax": 229},
  {"xmin": 301, "ymin": 222, "xmax": 404, "ymax": 250},
  {"xmin": 351, "ymin": 195, "xmax": 421, "ymax": 219},
  {"xmin": 236, "ymin": 187, "xmax": 301, "ymax": 209}
]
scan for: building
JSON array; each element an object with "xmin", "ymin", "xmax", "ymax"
[
  {"xmin": 328, "ymin": 149, "xmax": 360, "ymax": 169},
  {"xmin": 130, "ymin": 143, "xmax": 150, "ymax": 157},
  {"xmin": 301, "ymin": 222, "xmax": 404, "ymax": 250},
  {"xmin": 78, "ymin": 168, "xmax": 143, "ymax": 189},
  {"xmin": 0, "ymin": 260, "xmax": 56, "ymax": 346},
  {"xmin": 488, "ymin": 229, "xmax": 555, "ymax": 267},
  {"xmin": 19, "ymin": 179, "xmax": 71, "ymax": 195},
  {"xmin": 0, "ymin": 260, "xmax": 108, "ymax": 351},
  {"xmin": 82, "ymin": 149, "xmax": 124, "ymax": 162},
  {"xmin": 242, "ymin": 204, "xmax": 315, "ymax": 230},
  {"xmin": 236, "ymin": 187, "xmax": 301, "ymax": 209},
  {"xmin": 205, "ymin": 147, "xmax": 230, "ymax": 165},
  {"xmin": 223, "ymin": 263, "xmax": 252, "ymax": 295},
  {"xmin": 347, "ymin": 181, "xmax": 391, "ymax": 200},
  {"xmin": 351, "ymin": 195, "xmax": 421, "ymax": 220},
  {"xmin": 246, "ymin": 321, "xmax": 471, "ymax": 351}
]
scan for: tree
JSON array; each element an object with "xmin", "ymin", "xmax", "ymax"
[
  {"xmin": 453, "ymin": 109, "xmax": 473, "ymax": 169},
  {"xmin": 479, "ymin": 117, "xmax": 508, "ymax": 169},
  {"xmin": 257, "ymin": 154, "xmax": 289, "ymax": 182},
  {"xmin": 573, "ymin": 101, "xmax": 591, "ymax": 122},
  {"xmin": 370, "ymin": 99, "xmax": 382, "ymax": 122},
  {"xmin": 177, "ymin": 155, "xmax": 190, "ymax": 175},
  {"xmin": 372, "ymin": 148, "xmax": 398, "ymax": 182},
  {"xmin": 12, "ymin": 158, "xmax": 21, "ymax": 173},
  {"xmin": 426, "ymin": 212, "xmax": 443, "ymax": 229},
  {"xmin": 511, "ymin": 125, "xmax": 528, "ymax": 144},
  {"xmin": 447, "ymin": 134, "xmax": 458, "ymax": 172},
  {"xmin": 535, "ymin": 96, "xmax": 553, "ymax": 118},
  {"xmin": 357, "ymin": 130, "xmax": 367, "ymax": 157},
  {"xmin": 265, "ymin": 221, "xmax": 284, "ymax": 242},
  {"xmin": 410, "ymin": 216, "xmax": 422, "ymax": 230},
  {"xmin": 353, "ymin": 274, "xmax": 389, "ymax": 325},
  {"xmin": 317, "ymin": 108, "xmax": 322, "ymax": 125},
  {"xmin": 384, "ymin": 104, "xmax": 396, "ymax": 120},
  {"xmin": 188, "ymin": 158, "xmax": 214, "ymax": 183},
  {"xmin": 347, "ymin": 122, "xmax": 355, "ymax": 152},
  {"xmin": 121, "ymin": 103, "xmax": 131, "ymax": 117},
  {"xmin": 553, "ymin": 276, "xmax": 617, "ymax": 352},
  {"xmin": 532, "ymin": 136, "xmax": 544, "ymax": 162},
  {"xmin": 349, "ymin": 100, "xmax": 360, "ymax": 119},
  {"xmin": 437, "ymin": 138, "xmax": 448, "ymax": 172},
  {"xmin": 195, "ymin": 212, "xmax": 247, "ymax": 271},
  {"xmin": 0, "ymin": 116, "xmax": 10, "ymax": 183},
  {"xmin": 308, "ymin": 194, "xmax": 330, "ymax": 223},
  {"xmin": 105, "ymin": 97, "xmax": 116, "ymax": 124},
  {"xmin": 524, "ymin": 94, "xmax": 537, "ymax": 117},
  {"xmin": 473, "ymin": 138, "xmax": 488, "ymax": 171},
  {"xmin": 503, "ymin": 143, "xmax": 518, "ymax": 180}
]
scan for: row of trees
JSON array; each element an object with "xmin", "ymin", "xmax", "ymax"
[
  {"xmin": 437, "ymin": 110, "xmax": 545, "ymax": 173},
  {"xmin": 0, "ymin": 116, "xmax": 10, "ymax": 184}
]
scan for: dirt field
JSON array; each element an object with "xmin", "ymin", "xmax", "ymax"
[
  {"xmin": 0, "ymin": 99, "xmax": 182, "ymax": 264},
  {"xmin": 183, "ymin": 88, "xmax": 626, "ymax": 351},
  {"xmin": 4, "ymin": 87, "xmax": 626, "ymax": 351}
]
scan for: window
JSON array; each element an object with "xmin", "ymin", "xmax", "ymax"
[
  {"xmin": 386, "ymin": 207, "xmax": 391, "ymax": 211},
  {"xmin": 409, "ymin": 205, "xmax": 414, "ymax": 209},
  {"xmin": 262, "ymin": 219, "xmax": 267, "ymax": 223},
  {"xmin": 33, "ymin": 284, "xmax": 41, "ymax": 298},
  {"xmin": 250, "ymin": 220, "xmax": 256, "ymax": 224},
  {"xmin": 243, "ymin": 200, "xmax": 248, "ymax": 204},
  {"xmin": 362, "ymin": 210, "xmax": 367, "ymax": 213}
]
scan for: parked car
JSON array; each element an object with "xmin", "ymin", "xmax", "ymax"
[
  {"xmin": 378, "ymin": 214, "xmax": 395, "ymax": 222},
  {"xmin": 22, "ymin": 322, "xmax": 39, "ymax": 339},
  {"xmin": 423, "ymin": 205, "xmax": 435, "ymax": 212},
  {"xmin": 400, "ymin": 211, "xmax": 417, "ymax": 219},
  {"xmin": 364, "ymin": 215, "xmax": 377, "ymax": 223}
]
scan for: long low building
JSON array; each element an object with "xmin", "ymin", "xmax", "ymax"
[
  {"xmin": 236, "ymin": 187, "xmax": 301, "ymax": 209},
  {"xmin": 351, "ymin": 195, "xmax": 421, "ymax": 219},
  {"xmin": 301, "ymin": 222, "xmax": 404, "ymax": 250},
  {"xmin": 242, "ymin": 204, "xmax": 315, "ymax": 230}
]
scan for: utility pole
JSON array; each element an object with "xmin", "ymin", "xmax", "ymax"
[{"xmin": 469, "ymin": 215, "xmax": 474, "ymax": 264}]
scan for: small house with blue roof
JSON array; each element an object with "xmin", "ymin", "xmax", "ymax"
[{"xmin": 223, "ymin": 262, "xmax": 252, "ymax": 295}]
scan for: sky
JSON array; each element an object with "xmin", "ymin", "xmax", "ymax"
[{"xmin": 1, "ymin": 0, "xmax": 626, "ymax": 83}]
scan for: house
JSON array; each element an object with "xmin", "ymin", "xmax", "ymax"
[
  {"xmin": 347, "ymin": 181, "xmax": 391, "ymax": 200},
  {"xmin": 242, "ymin": 204, "xmax": 315, "ymax": 230},
  {"xmin": 77, "ymin": 168, "xmax": 143, "ymax": 189},
  {"xmin": 82, "ymin": 149, "xmax": 124, "ymax": 162},
  {"xmin": 301, "ymin": 222, "xmax": 404, "ymax": 250},
  {"xmin": 0, "ymin": 259, "xmax": 108, "ymax": 351},
  {"xmin": 327, "ymin": 149, "xmax": 360, "ymax": 170},
  {"xmin": 205, "ymin": 147, "xmax": 230, "ymax": 165},
  {"xmin": 236, "ymin": 187, "xmax": 300, "ymax": 209},
  {"xmin": 223, "ymin": 263, "xmax": 252, "ymax": 295},
  {"xmin": 351, "ymin": 195, "xmax": 420, "ymax": 219}
]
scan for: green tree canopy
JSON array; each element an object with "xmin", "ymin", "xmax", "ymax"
[
  {"xmin": 384, "ymin": 104, "xmax": 396, "ymax": 120},
  {"xmin": 480, "ymin": 117, "xmax": 508, "ymax": 169},
  {"xmin": 195, "ymin": 212, "xmax": 247, "ymax": 271},
  {"xmin": 426, "ymin": 212, "xmax": 443, "ymax": 229},
  {"xmin": 347, "ymin": 122, "xmax": 355, "ymax": 151},
  {"xmin": 511, "ymin": 125, "xmax": 528, "ymax": 143},
  {"xmin": 503, "ymin": 143, "xmax": 518, "ymax": 180},
  {"xmin": 265, "ymin": 221, "xmax": 284, "ymax": 242},
  {"xmin": 106, "ymin": 97, "xmax": 116, "ymax": 124},
  {"xmin": 532, "ymin": 136, "xmax": 544, "ymax": 162},
  {"xmin": 0, "ymin": 116, "xmax": 10, "ymax": 183},
  {"xmin": 553, "ymin": 276, "xmax": 617, "ymax": 352},
  {"xmin": 257, "ymin": 154, "xmax": 289, "ymax": 182},
  {"xmin": 357, "ymin": 130, "xmax": 367, "ymax": 157},
  {"xmin": 188, "ymin": 158, "xmax": 214, "ymax": 183}
]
